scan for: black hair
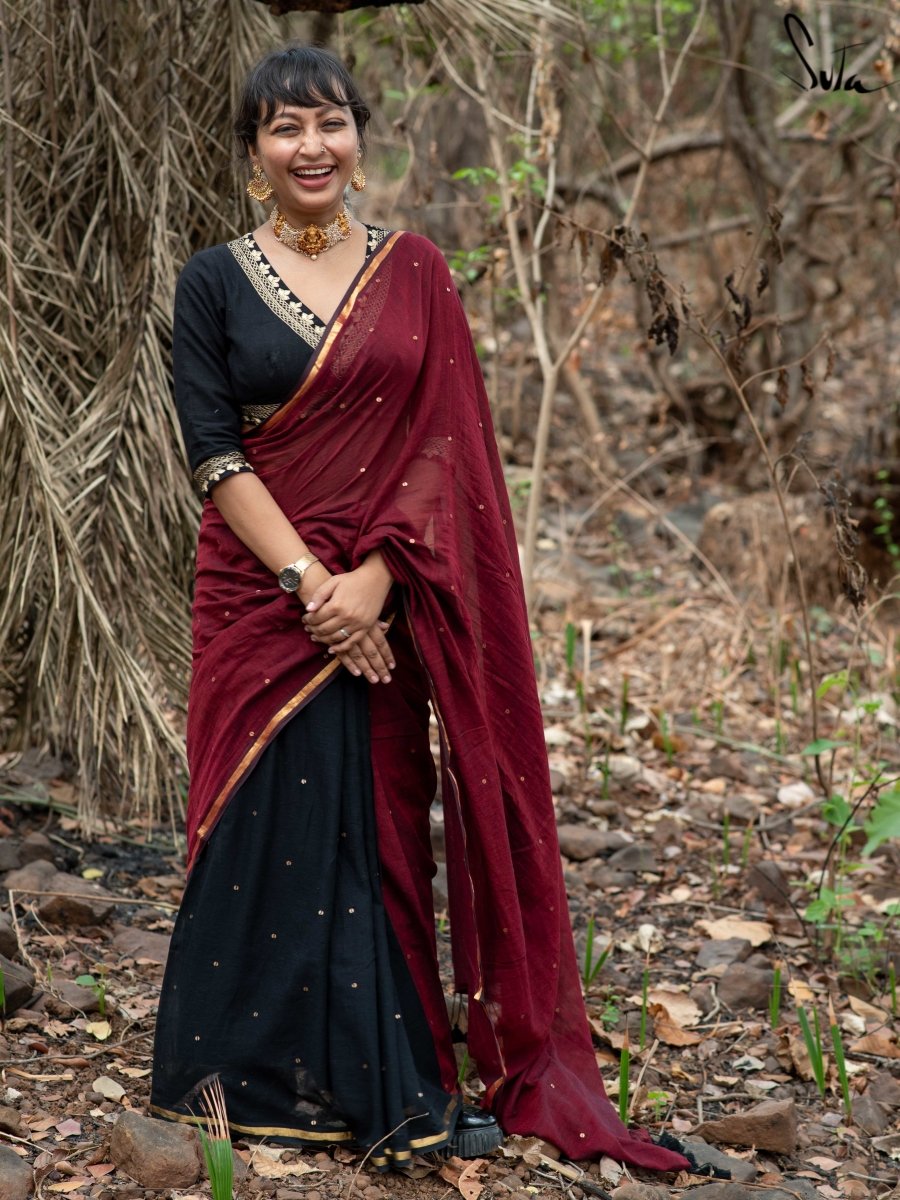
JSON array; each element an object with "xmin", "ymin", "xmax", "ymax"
[{"xmin": 233, "ymin": 45, "xmax": 371, "ymax": 159}]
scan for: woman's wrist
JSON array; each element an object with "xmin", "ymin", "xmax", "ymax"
[
  {"xmin": 298, "ymin": 561, "xmax": 331, "ymax": 605},
  {"xmin": 360, "ymin": 549, "xmax": 394, "ymax": 590}
]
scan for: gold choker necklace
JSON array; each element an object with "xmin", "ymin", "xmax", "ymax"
[{"xmin": 271, "ymin": 204, "xmax": 352, "ymax": 259}]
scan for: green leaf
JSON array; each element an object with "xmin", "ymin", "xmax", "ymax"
[
  {"xmin": 862, "ymin": 788, "xmax": 900, "ymax": 857},
  {"xmin": 816, "ymin": 670, "xmax": 849, "ymax": 699},
  {"xmin": 801, "ymin": 738, "xmax": 849, "ymax": 756}
]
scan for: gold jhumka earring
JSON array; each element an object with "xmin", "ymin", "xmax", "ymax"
[
  {"xmin": 350, "ymin": 161, "xmax": 366, "ymax": 192},
  {"xmin": 247, "ymin": 164, "xmax": 274, "ymax": 203}
]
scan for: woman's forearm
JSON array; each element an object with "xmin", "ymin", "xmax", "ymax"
[
  {"xmin": 211, "ymin": 471, "xmax": 312, "ymax": 577},
  {"xmin": 210, "ymin": 472, "xmax": 395, "ymax": 593}
]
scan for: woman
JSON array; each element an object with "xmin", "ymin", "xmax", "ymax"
[{"xmin": 151, "ymin": 44, "xmax": 690, "ymax": 1175}]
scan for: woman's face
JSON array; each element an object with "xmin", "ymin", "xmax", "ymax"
[{"xmin": 251, "ymin": 100, "xmax": 359, "ymax": 223}]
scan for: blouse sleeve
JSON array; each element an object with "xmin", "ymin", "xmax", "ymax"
[{"xmin": 173, "ymin": 251, "xmax": 256, "ymax": 498}]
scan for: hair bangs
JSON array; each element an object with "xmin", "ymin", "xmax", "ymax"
[{"xmin": 234, "ymin": 45, "xmax": 371, "ymax": 158}]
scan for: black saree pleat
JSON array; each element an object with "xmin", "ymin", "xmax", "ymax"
[{"xmin": 151, "ymin": 670, "xmax": 460, "ymax": 1169}]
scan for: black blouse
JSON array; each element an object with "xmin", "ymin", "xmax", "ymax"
[{"xmin": 173, "ymin": 226, "xmax": 390, "ymax": 497}]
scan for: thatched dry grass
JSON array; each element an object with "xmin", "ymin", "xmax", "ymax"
[{"xmin": 0, "ymin": 0, "xmax": 570, "ymax": 830}]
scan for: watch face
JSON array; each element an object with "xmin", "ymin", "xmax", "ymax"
[{"xmin": 279, "ymin": 565, "xmax": 301, "ymax": 592}]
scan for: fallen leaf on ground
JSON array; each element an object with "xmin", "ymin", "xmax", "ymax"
[
  {"xmin": 47, "ymin": 1180, "xmax": 92, "ymax": 1193},
  {"xmin": 117, "ymin": 1066, "xmax": 152, "ymax": 1078},
  {"xmin": 250, "ymin": 1147, "xmax": 319, "ymax": 1179},
  {"xmin": 86, "ymin": 1165, "xmax": 115, "ymax": 1179},
  {"xmin": 650, "ymin": 1003, "xmax": 703, "ymax": 1046},
  {"xmin": 850, "ymin": 1032, "xmax": 900, "ymax": 1058},
  {"xmin": 696, "ymin": 916, "xmax": 773, "ymax": 945},
  {"xmin": 92, "ymin": 1076, "xmax": 125, "ymax": 1100},
  {"xmin": 439, "ymin": 1156, "xmax": 486, "ymax": 1200},
  {"xmin": 647, "ymin": 988, "xmax": 702, "ymax": 1027},
  {"xmin": 54, "ymin": 1120, "xmax": 82, "ymax": 1137},
  {"xmin": 84, "ymin": 1020, "xmax": 112, "ymax": 1041}
]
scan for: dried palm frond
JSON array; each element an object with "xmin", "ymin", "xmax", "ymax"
[{"xmin": 0, "ymin": 0, "xmax": 295, "ymax": 830}]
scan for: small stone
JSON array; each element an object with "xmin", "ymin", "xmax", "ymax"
[
  {"xmin": 111, "ymin": 925, "xmax": 170, "ymax": 965},
  {"xmin": 0, "ymin": 1105, "xmax": 27, "ymax": 1138},
  {"xmin": 0, "ymin": 914, "xmax": 17, "ymax": 960},
  {"xmin": 48, "ymin": 978, "xmax": 102, "ymax": 1015},
  {"xmin": 606, "ymin": 843, "xmax": 657, "ymax": 871},
  {"xmin": 363, "ymin": 1188, "xmax": 383, "ymax": 1200},
  {"xmin": 0, "ymin": 841, "xmax": 22, "ymax": 874},
  {"xmin": 432, "ymin": 861, "xmax": 449, "ymax": 910},
  {"xmin": 869, "ymin": 1071, "xmax": 900, "ymax": 1109},
  {"xmin": 557, "ymin": 825, "xmax": 628, "ymax": 861},
  {"xmin": 109, "ymin": 1111, "xmax": 202, "ymax": 1188},
  {"xmin": 19, "ymin": 832, "xmax": 55, "ymax": 865},
  {"xmin": 611, "ymin": 1185, "xmax": 669, "ymax": 1200},
  {"xmin": 694, "ymin": 1098, "xmax": 798, "ymax": 1155},
  {"xmin": 0, "ymin": 955, "xmax": 35, "ymax": 1016},
  {"xmin": 747, "ymin": 862, "xmax": 791, "ymax": 906},
  {"xmin": 92, "ymin": 1076, "xmax": 126, "ymax": 1101},
  {"xmin": 696, "ymin": 938, "xmax": 752, "ymax": 969},
  {"xmin": 3, "ymin": 859, "xmax": 57, "ymax": 892},
  {"xmin": 680, "ymin": 1139, "xmax": 757, "ymax": 1181},
  {"xmin": 38, "ymin": 872, "xmax": 116, "ymax": 926},
  {"xmin": 689, "ymin": 982, "xmax": 717, "ymax": 1015},
  {"xmin": 0, "ymin": 1144, "xmax": 33, "ymax": 1200},
  {"xmin": 584, "ymin": 864, "xmax": 636, "ymax": 889},
  {"xmin": 851, "ymin": 1093, "xmax": 889, "ymax": 1134},
  {"xmin": 717, "ymin": 962, "xmax": 774, "ymax": 1011}
]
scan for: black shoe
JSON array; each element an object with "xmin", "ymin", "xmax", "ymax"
[{"xmin": 440, "ymin": 1106, "xmax": 504, "ymax": 1159}]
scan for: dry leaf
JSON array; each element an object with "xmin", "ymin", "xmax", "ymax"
[
  {"xmin": 251, "ymin": 1148, "xmax": 319, "ymax": 1180},
  {"xmin": 696, "ymin": 917, "xmax": 772, "ymax": 945},
  {"xmin": 439, "ymin": 1157, "xmax": 486, "ymax": 1200},
  {"xmin": 47, "ymin": 1180, "xmax": 91, "ymax": 1193},
  {"xmin": 28, "ymin": 1117, "xmax": 60, "ymax": 1132},
  {"xmin": 86, "ymin": 1165, "xmax": 115, "ymax": 1179},
  {"xmin": 787, "ymin": 979, "xmax": 814, "ymax": 1004},
  {"xmin": 848, "ymin": 995, "xmax": 889, "ymax": 1023},
  {"xmin": 650, "ymin": 1004, "xmax": 703, "ymax": 1046},
  {"xmin": 808, "ymin": 1156, "xmax": 841, "ymax": 1170},
  {"xmin": 54, "ymin": 1120, "xmax": 82, "ymax": 1137},
  {"xmin": 92, "ymin": 1076, "xmax": 125, "ymax": 1100},
  {"xmin": 117, "ymin": 1066, "xmax": 152, "ymax": 1078},
  {"xmin": 647, "ymin": 988, "xmax": 702, "ymax": 1027},
  {"xmin": 850, "ymin": 1032, "xmax": 900, "ymax": 1058},
  {"xmin": 636, "ymin": 923, "xmax": 663, "ymax": 954},
  {"xmin": 84, "ymin": 1020, "xmax": 112, "ymax": 1041}
]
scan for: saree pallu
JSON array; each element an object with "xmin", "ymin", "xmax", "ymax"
[{"xmin": 185, "ymin": 231, "xmax": 689, "ymax": 1173}]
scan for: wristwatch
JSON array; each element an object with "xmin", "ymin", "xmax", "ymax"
[{"xmin": 277, "ymin": 554, "xmax": 320, "ymax": 594}]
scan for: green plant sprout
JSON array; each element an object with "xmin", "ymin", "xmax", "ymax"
[
  {"xmin": 639, "ymin": 965, "xmax": 650, "ymax": 1051},
  {"xmin": 890, "ymin": 963, "xmax": 897, "ymax": 1016},
  {"xmin": 75, "ymin": 972, "xmax": 108, "ymax": 1017},
  {"xmin": 582, "ymin": 918, "xmax": 612, "ymax": 989},
  {"xmin": 658, "ymin": 713, "xmax": 676, "ymax": 764},
  {"xmin": 797, "ymin": 1006, "xmax": 826, "ymax": 1098},
  {"xmin": 618, "ymin": 1032, "xmax": 630, "ymax": 1124},
  {"xmin": 599, "ymin": 994, "xmax": 621, "ymax": 1030},
  {"xmin": 769, "ymin": 965, "xmax": 782, "ymax": 1029},
  {"xmin": 828, "ymin": 1002, "xmax": 851, "ymax": 1120},
  {"xmin": 198, "ymin": 1076, "xmax": 233, "ymax": 1200},
  {"xmin": 457, "ymin": 1049, "xmax": 469, "ymax": 1087},
  {"xmin": 721, "ymin": 810, "xmax": 731, "ymax": 868},
  {"xmin": 619, "ymin": 674, "xmax": 630, "ymax": 734},
  {"xmin": 646, "ymin": 1089, "xmax": 668, "ymax": 1121}
]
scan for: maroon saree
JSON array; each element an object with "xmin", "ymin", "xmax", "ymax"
[{"xmin": 185, "ymin": 231, "xmax": 689, "ymax": 1173}]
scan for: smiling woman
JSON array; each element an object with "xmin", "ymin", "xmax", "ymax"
[{"xmin": 149, "ymin": 42, "xmax": 691, "ymax": 1179}]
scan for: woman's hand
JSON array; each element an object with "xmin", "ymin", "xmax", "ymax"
[{"xmin": 301, "ymin": 553, "xmax": 396, "ymax": 683}]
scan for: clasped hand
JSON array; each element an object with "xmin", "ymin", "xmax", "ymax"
[{"xmin": 300, "ymin": 561, "xmax": 395, "ymax": 684}]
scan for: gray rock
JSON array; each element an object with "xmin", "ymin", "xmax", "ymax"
[
  {"xmin": 606, "ymin": 843, "xmax": 657, "ymax": 871},
  {"xmin": 696, "ymin": 938, "xmax": 752, "ymax": 969},
  {"xmin": 0, "ymin": 1106, "xmax": 27, "ymax": 1138},
  {"xmin": 51, "ymin": 979, "xmax": 102, "ymax": 1014},
  {"xmin": 39, "ymin": 872, "xmax": 116, "ymax": 926},
  {"xmin": 584, "ymin": 864, "xmax": 637, "ymax": 890},
  {"xmin": 0, "ymin": 915, "xmax": 17, "ymax": 960},
  {"xmin": 0, "ymin": 1144, "xmax": 33, "ymax": 1200},
  {"xmin": 869, "ymin": 1071, "xmax": 900, "ymax": 1109},
  {"xmin": 19, "ymin": 833, "xmax": 55, "ymax": 865},
  {"xmin": 111, "ymin": 925, "xmax": 170, "ymax": 966},
  {"xmin": 689, "ymin": 982, "xmax": 717, "ymax": 1016},
  {"xmin": 110, "ymin": 1111, "xmax": 202, "ymax": 1188},
  {"xmin": 611, "ymin": 1185, "xmax": 669, "ymax": 1200},
  {"xmin": 3, "ymin": 859, "xmax": 57, "ymax": 892},
  {"xmin": 680, "ymin": 1184, "xmax": 818, "ymax": 1200},
  {"xmin": 694, "ymin": 1098, "xmax": 798, "ymax": 1155},
  {"xmin": 717, "ymin": 962, "xmax": 775, "ymax": 1011},
  {"xmin": 851, "ymin": 1093, "xmax": 889, "ymax": 1134},
  {"xmin": 681, "ymin": 1139, "xmax": 757, "ymax": 1182},
  {"xmin": 0, "ymin": 955, "xmax": 35, "ymax": 1016},
  {"xmin": 0, "ymin": 841, "xmax": 22, "ymax": 873},
  {"xmin": 432, "ymin": 862, "xmax": 449, "ymax": 911},
  {"xmin": 747, "ymin": 862, "xmax": 791, "ymax": 906},
  {"xmin": 557, "ymin": 825, "xmax": 628, "ymax": 861}
]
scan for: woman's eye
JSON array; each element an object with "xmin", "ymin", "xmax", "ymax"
[{"xmin": 323, "ymin": 120, "xmax": 346, "ymax": 129}]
